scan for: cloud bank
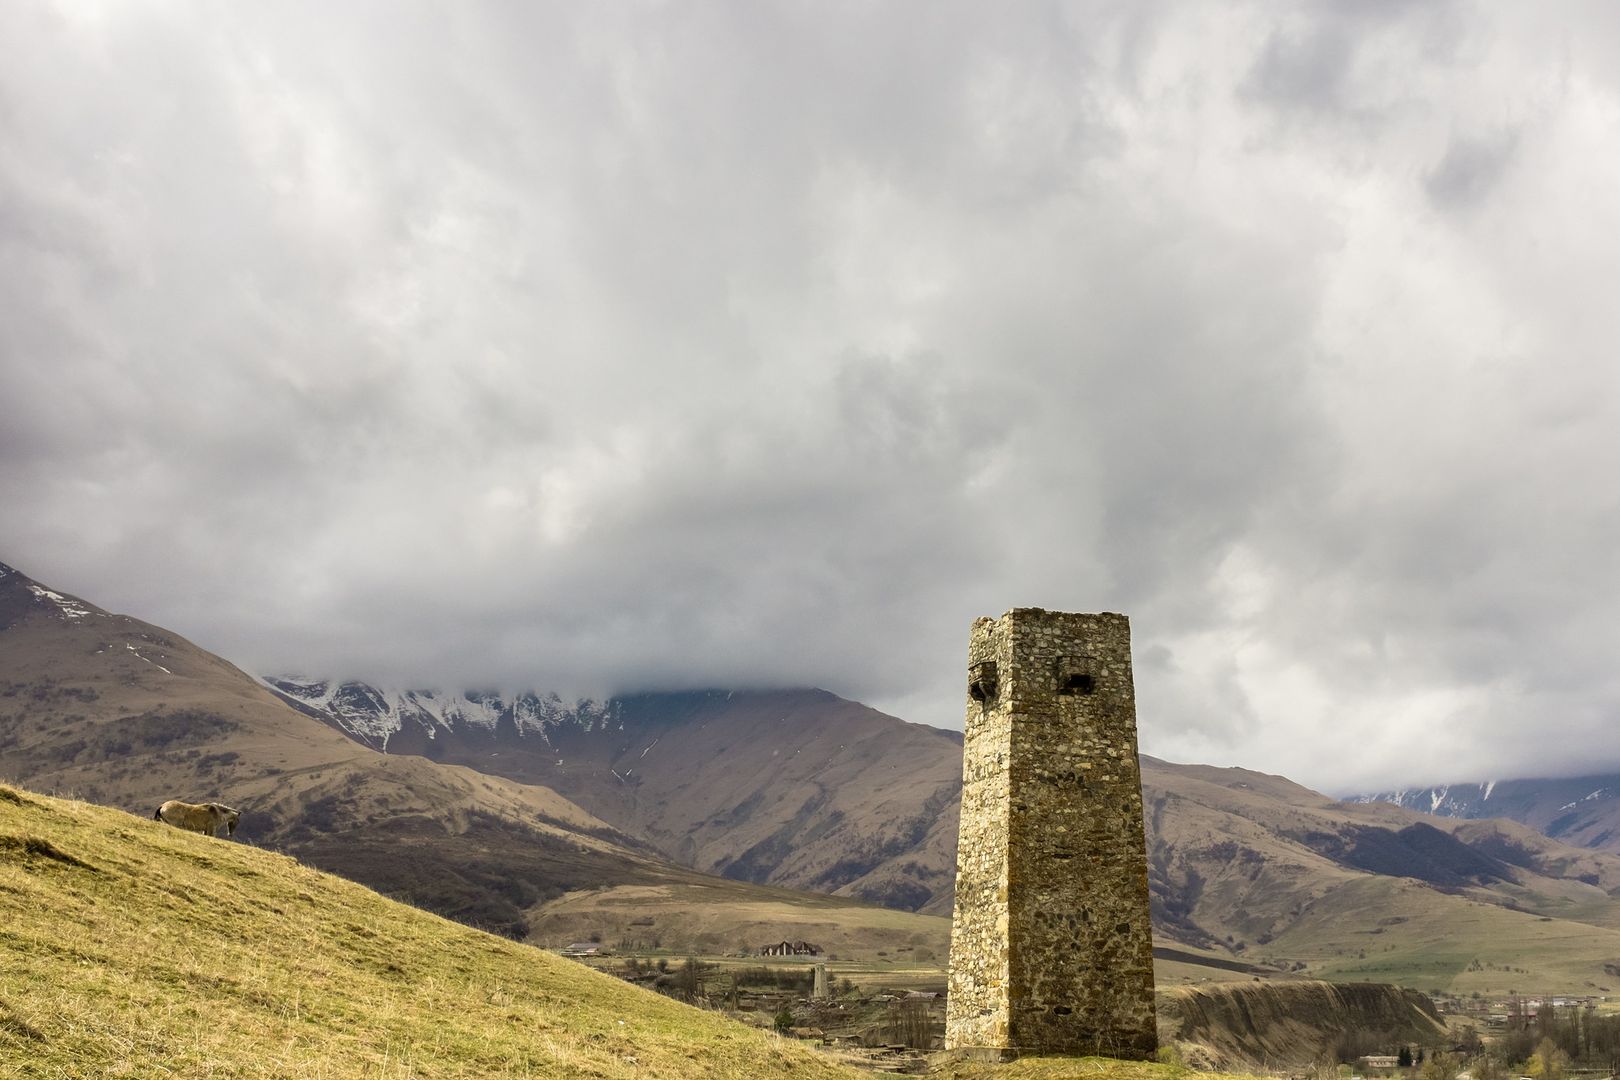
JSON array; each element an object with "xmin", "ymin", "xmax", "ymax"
[{"xmin": 4, "ymin": 1, "xmax": 1619, "ymax": 793}]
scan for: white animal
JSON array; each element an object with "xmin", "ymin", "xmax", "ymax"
[{"xmin": 154, "ymin": 799, "xmax": 240, "ymax": 838}]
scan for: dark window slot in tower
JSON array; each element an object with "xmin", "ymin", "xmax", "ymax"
[{"xmin": 1059, "ymin": 673, "xmax": 1095, "ymax": 695}]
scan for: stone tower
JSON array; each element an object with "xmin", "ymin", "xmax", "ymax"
[{"xmin": 945, "ymin": 609, "xmax": 1157, "ymax": 1060}]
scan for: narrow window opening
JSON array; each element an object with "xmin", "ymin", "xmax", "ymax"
[
  {"xmin": 1060, "ymin": 673, "xmax": 1094, "ymax": 695},
  {"xmin": 969, "ymin": 661, "xmax": 999, "ymax": 704}
]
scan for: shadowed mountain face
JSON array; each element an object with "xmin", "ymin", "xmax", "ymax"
[{"xmin": 1354, "ymin": 778, "xmax": 1620, "ymax": 856}]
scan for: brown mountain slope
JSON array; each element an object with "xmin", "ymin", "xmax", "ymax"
[
  {"xmin": 998, "ymin": 758, "xmax": 1620, "ymax": 992},
  {"xmin": 281, "ymin": 675, "xmax": 1620, "ymax": 929},
  {"xmin": 0, "ymin": 561, "xmax": 800, "ymax": 935},
  {"xmin": 265, "ymin": 681, "xmax": 967, "ymax": 911},
  {"xmin": 1135, "ymin": 758, "xmax": 1620, "ymax": 950},
  {"xmin": 284, "ymin": 676, "xmax": 1620, "ymax": 990}
]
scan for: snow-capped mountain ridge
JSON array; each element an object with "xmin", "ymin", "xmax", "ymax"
[
  {"xmin": 263, "ymin": 675, "xmax": 617, "ymax": 750},
  {"xmin": 1353, "ymin": 774, "xmax": 1620, "ymax": 856},
  {"xmin": 1349, "ymin": 784, "xmax": 1504, "ymax": 822},
  {"xmin": 1352, "ymin": 781, "xmax": 1504, "ymax": 817}
]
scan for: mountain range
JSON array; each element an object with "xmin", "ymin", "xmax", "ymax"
[
  {"xmin": 1354, "ymin": 778, "xmax": 1620, "ymax": 856},
  {"xmin": 265, "ymin": 676, "xmax": 964, "ymax": 913},
  {"xmin": 0, "ymin": 560, "xmax": 832, "ymax": 938},
  {"xmin": 7, "ymin": 558, "xmax": 1620, "ymax": 994}
]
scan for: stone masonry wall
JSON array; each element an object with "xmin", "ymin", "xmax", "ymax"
[
  {"xmin": 945, "ymin": 614, "xmax": 1015, "ymax": 1050},
  {"xmin": 946, "ymin": 609, "xmax": 1157, "ymax": 1059}
]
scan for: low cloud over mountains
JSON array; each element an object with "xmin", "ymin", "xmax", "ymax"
[{"xmin": 4, "ymin": 4, "xmax": 1620, "ymax": 792}]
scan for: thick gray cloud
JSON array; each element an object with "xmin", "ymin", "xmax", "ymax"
[{"xmin": 4, "ymin": 1, "xmax": 1619, "ymax": 794}]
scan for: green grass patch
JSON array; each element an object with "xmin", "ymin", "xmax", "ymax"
[{"xmin": 1258, "ymin": 875, "xmax": 1620, "ymax": 995}]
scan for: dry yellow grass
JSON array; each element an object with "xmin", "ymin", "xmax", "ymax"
[
  {"xmin": 0, "ymin": 782, "xmax": 1276, "ymax": 1080},
  {"xmin": 930, "ymin": 1054, "xmax": 1261, "ymax": 1080},
  {"xmin": 0, "ymin": 783, "xmax": 866, "ymax": 1079}
]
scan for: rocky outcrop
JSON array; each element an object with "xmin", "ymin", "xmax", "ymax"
[{"xmin": 1158, "ymin": 980, "xmax": 1445, "ymax": 1068}]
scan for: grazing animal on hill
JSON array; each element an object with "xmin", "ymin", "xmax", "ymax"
[{"xmin": 154, "ymin": 800, "xmax": 240, "ymax": 838}]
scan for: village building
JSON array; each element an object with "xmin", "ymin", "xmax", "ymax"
[
  {"xmin": 561, "ymin": 942, "xmax": 605, "ymax": 957},
  {"xmin": 757, "ymin": 940, "xmax": 822, "ymax": 956}
]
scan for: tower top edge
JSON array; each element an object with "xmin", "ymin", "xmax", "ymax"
[{"xmin": 977, "ymin": 608, "xmax": 1130, "ymax": 623}]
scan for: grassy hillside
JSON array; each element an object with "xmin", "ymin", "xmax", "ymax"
[
  {"xmin": 0, "ymin": 782, "xmax": 867, "ymax": 1079},
  {"xmin": 0, "ymin": 782, "xmax": 1276, "ymax": 1080},
  {"xmin": 1270, "ymin": 874, "xmax": 1620, "ymax": 995}
]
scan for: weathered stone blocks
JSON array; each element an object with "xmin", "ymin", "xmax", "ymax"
[{"xmin": 945, "ymin": 609, "xmax": 1157, "ymax": 1060}]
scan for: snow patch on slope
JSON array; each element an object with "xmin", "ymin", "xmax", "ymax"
[
  {"xmin": 124, "ymin": 642, "xmax": 171, "ymax": 674},
  {"xmin": 26, "ymin": 584, "xmax": 97, "ymax": 621},
  {"xmin": 1354, "ymin": 783, "xmax": 1496, "ymax": 818},
  {"xmin": 262, "ymin": 676, "xmax": 618, "ymax": 750}
]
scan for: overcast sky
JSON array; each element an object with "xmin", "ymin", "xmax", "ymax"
[{"xmin": 3, "ymin": 2, "xmax": 1619, "ymax": 794}]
